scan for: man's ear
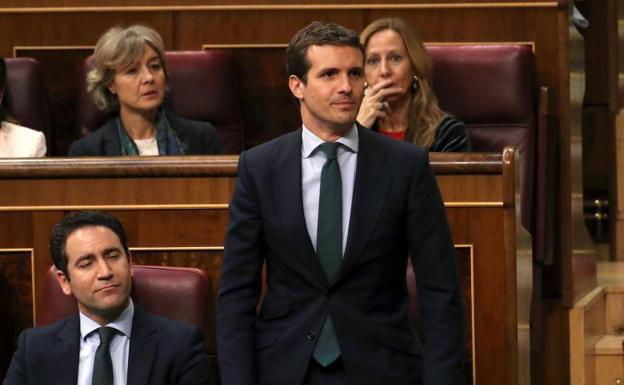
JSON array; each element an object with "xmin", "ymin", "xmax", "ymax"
[
  {"xmin": 288, "ymin": 75, "xmax": 305, "ymax": 101},
  {"xmin": 55, "ymin": 268, "xmax": 73, "ymax": 296},
  {"xmin": 127, "ymin": 251, "xmax": 133, "ymax": 277}
]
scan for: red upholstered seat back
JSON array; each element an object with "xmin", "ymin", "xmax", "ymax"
[
  {"xmin": 5, "ymin": 58, "xmax": 51, "ymax": 142},
  {"xmin": 427, "ymin": 44, "xmax": 550, "ymax": 263},
  {"xmin": 76, "ymin": 50, "xmax": 244, "ymax": 153},
  {"xmin": 37, "ymin": 265, "xmax": 215, "ymax": 355}
]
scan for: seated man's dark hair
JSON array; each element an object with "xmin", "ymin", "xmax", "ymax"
[{"xmin": 50, "ymin": 210, "xmax": 129, "ymax": 279}]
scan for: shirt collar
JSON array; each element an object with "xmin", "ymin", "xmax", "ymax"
[
  {"xmin": 301, "ymin": 124, "xmax": 359, "ymax": 158},
  {"xmin": 80, "ymin": 299, "xmax": 134, "ymax": 340}
]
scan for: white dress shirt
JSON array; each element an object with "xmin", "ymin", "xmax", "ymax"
[
  {"xmin": 134, "ymin": 137, "xmax": 158, "ymax": 155},
  {"xmin": 301, "ymin": 124, "xmax": 359, "ymax": 255},
  {"xmin": 0, "ymin": 121, "xmax": 46, "ymax": 157},
  {"xmin": 78, "ymin": 300, "xmax": 134, "ymax": 385}
]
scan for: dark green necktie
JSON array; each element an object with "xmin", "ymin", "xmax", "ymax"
[
  {"xmin": 312, "ymin": 141, "xmax": 342, "ymax": 367},
  {"xmin": 92, "ymin": 327, "xmax": 116, "ymax": 385}
]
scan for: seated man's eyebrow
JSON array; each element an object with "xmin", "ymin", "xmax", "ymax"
[
  {"xmin": 103, "ymin": 247, "xmax": 123, "ymax": 256},
  {"xmin": 74, "ymin": 254, "xmax": 95, "ymax": 265},
  {"xmin": 316, "ymin": 67, "xmax": 337, "ymax": 75}
]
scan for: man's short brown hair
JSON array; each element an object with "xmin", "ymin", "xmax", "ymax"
[{"xmin": 285, "ymin": 21, "xmax": 364, "ymax": 83}]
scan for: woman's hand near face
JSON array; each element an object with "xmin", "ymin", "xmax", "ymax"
[{"xmin": 357, "ymin": 79, "xmax": 403, "ymax": 128}]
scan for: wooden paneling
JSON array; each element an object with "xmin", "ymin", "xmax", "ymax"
[
  {"xmin": 455, "ymin": 246, "xmax": 475, "ymax": 383},
  {"xmin": 449, "ymin": 208, "xmax": 510, "ymax": 384},
  {"xmin": 569, "ymin": 286, "xmax": 603, "ymax": 385},
  {"xmin": 0, "ymin": 177, "xmax": 232, "ymax": 206},
  {"xmin": 569, "ymin": 287, "xmax": 624, "ymax": 385},
  {"xmin": 0, "ymin": 1, "xmax": 559, "ymax": 8},
  {"xmin": 0, "ymin": 12, "xmax": 173, "ymax": 54},
  {"xmin": 616, "ymin": 101, "xmax": 624, "ymax": 259}
]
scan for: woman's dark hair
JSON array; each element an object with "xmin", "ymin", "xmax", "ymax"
[{"xmin": 0, "ymin": 57, "xmax": 13, "ymax": 123}]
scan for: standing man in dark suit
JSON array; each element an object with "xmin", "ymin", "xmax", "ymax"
[
  {"xmin": 3, "ymin": 211, "xmax": 211, "ymax": 385},
  {"xmin": 217, "ymin": 21, "xmax": 465, "ymax": 385}
]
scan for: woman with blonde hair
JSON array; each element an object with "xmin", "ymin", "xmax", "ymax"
[
  {"xmin": 69, "ymin": 25, "xmax": 222, "ymax": 156},
  {"xmin": 357, "ymin": 18, "xmax": 470, "ymax": 152}
]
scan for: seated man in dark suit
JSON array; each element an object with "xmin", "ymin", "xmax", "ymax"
[{"xmin": 3, "ymin": 211, "xmax": 212, "ymax": 385}]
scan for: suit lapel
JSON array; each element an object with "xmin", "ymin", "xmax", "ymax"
[
  {"xmin": 102, "ymin": 117, "xmax": 122, "ymax": 155},
  {"xmin": 52, "ymin": 315, "xmax": 80, "ymax": 385},
  {"xmin": 336, "ymin": 127, "xmax": 390, "ymax": 281},
  {"xmin": 127, "ymin": 307, "xmax": 158, "ymax": 385},
  {"xmin": 167, "ymin": 112, "xmax": 191, "ymax": 154},
  {"xmin": 270, "ymin": 130, "xmax": 328, "ymax": 286}
]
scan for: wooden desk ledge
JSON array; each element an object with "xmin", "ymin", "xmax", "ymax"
[{"xmin": 595, "ymin": 335, "xmax": 624, "ymax": 355}]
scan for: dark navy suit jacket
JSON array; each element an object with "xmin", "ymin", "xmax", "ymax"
[
  {"xmin": 67, "ymin": 110, "xmax": 223, "ymax": 156},
  {"xmin": 3, "ymin": 306, "xmax": 212, "ymax": 385},
  {"xmin": 217, "ymin": 125, "xmax": 465, "ymax": 385}
]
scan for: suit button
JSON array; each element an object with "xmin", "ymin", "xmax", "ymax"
[{"xmin": 306, "ymin": 331, "xmax": 316, "ymax": 341}]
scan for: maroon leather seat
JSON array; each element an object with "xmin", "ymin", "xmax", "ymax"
[
  {"xmin": 38, "ymin": 265, "xmax": 217, "ymax": 380},
  {"xmin": 76, "ymin": 50, "xmax": 244, "ymax": 153},
  {"xmin": 427, "ymin": 44, "xmax": 552, "ymax": 264},
  {"xmin": 5, "ymin": 58, "xmax": 51, "ymax": 143}
]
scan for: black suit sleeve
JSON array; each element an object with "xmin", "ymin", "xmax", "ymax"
[
  {"xmin": 67, "ymin": 139, "xmax": 94, "ymax": 156},
  {"xmin": 217, "ymin": 150, "xmax": 264, "ymax": 385},
  {"xmin": 177, "ymin": 326, "xmax": 213, "ymax": 385},
  {"xmin": 199, "ymin": 122, "xmax": 223, "ymax": 155},
  {"xmin": 3, "ymin": 330, "xmax": 29, "ymax": 385},
  {"xmin": 406, "ymin": 151, "xmax": 466, "ymax": 385},
  {"xmin": 430, "ymin": 117, "xmax": 472, "ymax": 153}
]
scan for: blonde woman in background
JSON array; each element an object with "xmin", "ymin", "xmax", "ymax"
[
  {"xmin": 68, "ymin": 25, "xmax": 222, "ymax": 156},
  {"xmin": 358, "ymin": 18, "xmax": 471, "ymax": 152}
]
